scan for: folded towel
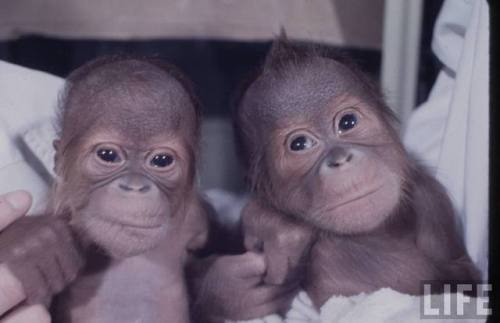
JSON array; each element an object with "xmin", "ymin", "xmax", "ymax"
[{"xmin": 228, "ymin": 288, "xmax": 488, "ymax": 323}]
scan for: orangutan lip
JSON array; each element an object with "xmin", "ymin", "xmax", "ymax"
[
  {"xmin": 123, "ymin": 222, "xmax": 163, "ymax": 230},
  {"xmin": 327, "ymin": 185, "xmax": 384, "ymax": 211},
  {"xmin": 99, "ymin": 216, "xmax": 163, "ymax": 229}
]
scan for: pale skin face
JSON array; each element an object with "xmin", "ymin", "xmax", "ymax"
[
  {"xmin": 65, "ymin": 130, "xmax": 192, "ymax": 258},
  {"xmin": 52, "ymin": 59, "xmax": 199, "ymax": 258},
  {"xmin": 265, "ymin": 94, "xmax": 405, "ymax": 234},
  {"xmin": 238, "ymin": 54, "xmax": 408, "ymax": 235}
]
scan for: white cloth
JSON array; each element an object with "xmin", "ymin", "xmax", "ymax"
[
  {"xmin": 0, "ymin": 60, "xmax": 63, "ymax": 214},
  {"xmin": 229, "ymin": 289, "xmax": 487, "ymax": 323},
  {"xmin": 403, "ymin": 0, "xmax": 489, "ymax": 280}
]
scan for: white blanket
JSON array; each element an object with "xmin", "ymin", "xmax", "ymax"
[
  {"xmin": 403, "ymin": 0, "xmax": 489, "ymax": 279},
  {"xmin": 228, "ymin": 289, "xmax": 487, "ymax": 323}
]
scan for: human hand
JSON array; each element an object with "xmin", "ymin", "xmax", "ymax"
[
  {"xmin": 0, "ymin": 190, "xmax": 84, "ymax": 318},
  {"xmin": 0, "ymin": 190, "xmax": 51, "ymax": 322}
]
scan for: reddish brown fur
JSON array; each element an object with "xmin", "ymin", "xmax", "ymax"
[
  {"xmin": 0, "ymin": 56, "xmax": 208, "ymax": 323},
  {"xmin": 235, "ymin": 38, "xmax": 480, "ymax": 310}
]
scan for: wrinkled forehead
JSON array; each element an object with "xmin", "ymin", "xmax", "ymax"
[
  {"xmin": 241, "ymin": 57, "xmax": 367, "ymax": 123},
  {"xmin": 64, "ymin": 65, "xmax": 195, "ymax": 142}
]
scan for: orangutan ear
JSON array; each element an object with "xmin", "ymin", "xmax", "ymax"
[{"xmin": 53, "ymin": 139, "xmax": 62, "ymax": 175}]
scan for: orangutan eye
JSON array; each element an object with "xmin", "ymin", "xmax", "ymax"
[
  {"xmin": 97, "ymin": 148, "xmax": 121, "ymax": 163},
  {"xmin": 338, "ymin": 113, "xmax": 358, "ymax": 133},
  {"xmin": 289, "ymin": 135, "xmax": 316, "ymax": 152},
  {"xmin": 150, "ymin": 154, "xmax": 174, "ymax": 168}
]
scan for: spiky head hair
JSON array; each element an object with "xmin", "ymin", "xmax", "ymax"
[{"xmin": 233, "ymin": 35, "xmax": 398, "ymax": 194}]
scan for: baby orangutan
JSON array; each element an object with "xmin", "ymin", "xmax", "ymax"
[
  {"xmin": 0, "ymin": 56, "xmax": 208, "ymax": 323},
  {"xmin": 235, "ymin": 39, "xmax": 481, "ymax": 311}
]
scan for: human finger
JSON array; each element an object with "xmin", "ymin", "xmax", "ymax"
[
  {"xmin": 0, "ymin": 265, "xmax": 25, "ymax": 316},
  {"xmin": 0, "ymin": 191, "xmax": 32, "ymax": 230},
  {"xmin": 0, "ymin": 304, "xmax": 51, "ymax": 323}
]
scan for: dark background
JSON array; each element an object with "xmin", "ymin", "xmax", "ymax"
[{"xmin": 0, "ymin": 0, "xmax": 444, "ymax": 118}]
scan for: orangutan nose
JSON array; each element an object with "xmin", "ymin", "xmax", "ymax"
[
  {"xmin": 324, "ymin": 147, "xmax": 353, "ymax": 169},
  {"xmin": 117, "ymin": 174, "xmax": 152, "ymax": 193}
]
